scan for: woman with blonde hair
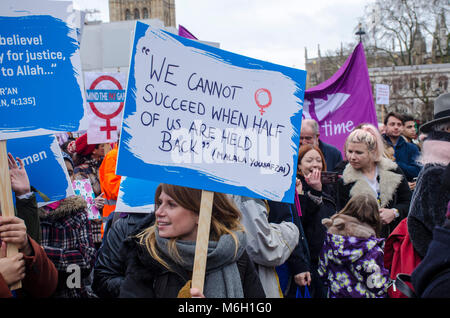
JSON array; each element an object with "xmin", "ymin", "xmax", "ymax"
[
  {"xmin": 337, "ymin": 124, "xmax": 411, "ymax": 238},
  {"xmin": 119, "ymin": 183, "xmax": 265, "ymax": 298}
]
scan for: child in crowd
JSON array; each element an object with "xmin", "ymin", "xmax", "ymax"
[{"xmin": 318, "ymin": 194, "xmax": 391, "ymax": 298}]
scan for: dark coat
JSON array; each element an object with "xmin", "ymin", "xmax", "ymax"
[
  {"xmin": 118, "ymin": 215, "xmax": 265, "ymax": 298},
  {"xmin": 336, "ymin": 158, "xmax": 412, "ymax": 238},
  {"xmin": 297, "ymin": 176, "xmax": 337, "ymax": 265},
  {"xmin": 408, "ymin": 163, "xmax": 450, "ymax": 257},
  {"xmin": 383, "ymin": 134, "xmax": 422, "ymax": 181},
  {"xmin": 93, "ymin": 212, "xmax": 148, "ymax": 298},
  {"xmin": 411, "ymin": 220, "xmax": 450, "ymax": 298},
  {"xmin": 319, "ymin": 140, "xmax": 343, "ymax": 172},
  {"xmin": 16, "ymin": 192, "xmax": 41, "ymax": 244},
  {"xmin": 267, "ymin": 200, "xmax": 311, "ymax": 297}
]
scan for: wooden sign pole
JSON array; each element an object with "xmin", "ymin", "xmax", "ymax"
[
  {"xmin": 0, "ymin": 140, "xmax": 21, "ymax": 290},
  {"xmin": 191, "ymin": 190, "xmax": 214, "ymax": 294}
]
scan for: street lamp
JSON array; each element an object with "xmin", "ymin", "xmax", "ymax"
[{"xmin": 355, "ymin": 23, "xmax": 366, "ymax": 43}]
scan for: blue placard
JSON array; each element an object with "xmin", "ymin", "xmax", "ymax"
[
  {"xmin": 0, "ymin": 1, "xmax": 87, "ymax": 140},
  {"xmin": 7, "ymin": 134, "xmax": 73, "ymax": 206},
  {"xmin": 115, "ymin": 176, "xmax": 159, "ymax": 213},
  {"xmin": 117, "ymin": 22, "xmax": 306, "ymax": 203}
]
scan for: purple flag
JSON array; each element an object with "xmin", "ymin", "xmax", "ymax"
[
  {"xmin": 178, "ymin": 24, "xmax": 198, "ymax": 40},
  {"xmin": 303, "ymin": 42, "xmax": 377, "ymax": 157}
]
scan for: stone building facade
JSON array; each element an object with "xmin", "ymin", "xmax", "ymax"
[
  {"xmin": 109, "ymin": 0, "xmax": 176, "ymax": 27},
  {"xmin": 369, "ymin": 63, "xmax": 450, "ymax": 123}
]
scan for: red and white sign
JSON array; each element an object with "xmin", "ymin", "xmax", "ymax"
[{"xmin": 84, "ymin": 72, "xmax": 127, "ymax": 144}]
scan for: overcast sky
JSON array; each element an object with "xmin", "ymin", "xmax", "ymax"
[{"xmin": 72, "ymin": 0, "xmax": 373, "ymax": 69}]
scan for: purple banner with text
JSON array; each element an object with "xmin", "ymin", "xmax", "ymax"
[{"xmin": 303, "ymin": 42, "xmax": 377, "ymax": 156}]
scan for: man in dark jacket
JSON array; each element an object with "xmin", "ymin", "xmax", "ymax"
[
  {"xmin": 383, "ymin": 112, "xmax": 422, "ymax": 181},
  {"xmin": 300, "ymin": 119, "xmax": 343, "ymax": 171}
]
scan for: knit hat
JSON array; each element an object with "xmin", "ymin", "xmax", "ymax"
[{"xmin": 67, "ymin": 133, "xmax": 96, "ymax": 156}]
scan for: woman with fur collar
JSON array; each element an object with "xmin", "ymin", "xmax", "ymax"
[
  {"xmin": 336, "ymin": 124, "xmax": 412, "ymax": 238},
  {"xmin": 39, "ymin": 155, "xmax": 97, "ymax": 298}
]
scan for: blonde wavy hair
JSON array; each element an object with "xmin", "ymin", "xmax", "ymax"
[
  {"xmin": 345, "ymin": 123, "xmax": 384, "ymax": 163},
  {"xmin": 136, "ymin": 183, "xmax": 244, "ymax": 270}
]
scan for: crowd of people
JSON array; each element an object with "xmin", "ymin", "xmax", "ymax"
[{"xmin": 0, "ymin": 93, "xmax": 449, "ymax": 299}]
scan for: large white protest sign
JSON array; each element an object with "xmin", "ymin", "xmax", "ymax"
[
  {"xmin": 0, "ymin": 0, "xmax": 88, "ymax": 140},
  {"xmin": 85, "ymin": 72, "xmax": 127, "ymax": 144},
  {"xmin": 116, "ymin": 22, "xmax": 306, "ymax": 203}
]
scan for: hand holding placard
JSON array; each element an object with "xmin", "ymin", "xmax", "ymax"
[{"xmin": 0, "ymin": 141, "xmax": 21, "ymax": 290}]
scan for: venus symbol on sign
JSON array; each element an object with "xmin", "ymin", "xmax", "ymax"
[
  {"xmin": 254, "ymin": 88, "xmax": 272, "ymax": 115},
  {"xmin": 89, "ymin": 75, "xmax": 124, "ymax": 139}
]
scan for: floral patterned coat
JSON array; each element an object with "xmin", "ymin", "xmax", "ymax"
[{"xmin": 318, "ymin": 232, "xmax": 391, "ymax": 298}]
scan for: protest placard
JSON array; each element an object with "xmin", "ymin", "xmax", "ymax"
[
  {"xmin": 0, "ymin": 0, "xmax": 88, "ymax": 140},
  {"xmin": 116, "ymin": 22, "xmax": 306, "ymax": 204},
  {"xmin": 115, "ymin": 176, "xmax": 158, "ymax": 213},
  {"xmin": 84, "ymin": 72, "xmax": 127, "ymax": 145},
  {"xmin": 7, "ymin": 134, "xmax": 74, "ymax": 207},
  {"xmin": 0, "ymin": 1, "xmax": 86, "ymax": 288},
  {"xmin": 376, "ymin": 84, "xmax": 390, "ymax": 105}
]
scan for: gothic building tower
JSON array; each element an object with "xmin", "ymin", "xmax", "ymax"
[{"xmin": 109, "ymin": 0, "xmax": 176, "ymax": 27}]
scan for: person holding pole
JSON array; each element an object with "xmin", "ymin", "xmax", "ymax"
[
  {"xmin": 119, "ymin": 183, "xmax": 265, "ymax": 298},
  {"xmin": 0, "ymin": 154, "xmax": 58, "ymax": 298},
  {"xmin": 0, "ymin": 214, "xmax": 58, "ymax": 298}
]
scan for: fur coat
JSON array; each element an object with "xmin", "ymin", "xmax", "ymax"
[
  {"xmin": 337, "ymin": 158, "xmax": 412, "ymax": 238},
  {"xmin": 408, "ymin": 132, "xmax": 450, "ymax": 258}
]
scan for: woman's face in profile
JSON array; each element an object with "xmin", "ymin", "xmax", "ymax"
[{"xmin": 155, "ymin": 190, "xmax": 199, "ymax": 241}]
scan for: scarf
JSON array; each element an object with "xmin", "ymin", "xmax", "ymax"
[
  {"xmin": 155, "ymin": 230, "xmax": 246, "ymax": 298},
  {"xmin": 419, "ymin": 131, "xmax": 450, "ymax": 165}
]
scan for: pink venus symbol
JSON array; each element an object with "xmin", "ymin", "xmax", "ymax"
[{"xmin": 254, "ymin": 88, "xmax": 272, "ymax": 115}]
